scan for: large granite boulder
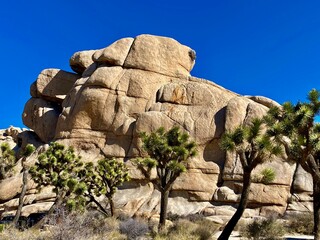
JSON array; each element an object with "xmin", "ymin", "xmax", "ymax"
[{"xmin": 1, "ymin": 34, "xmax": 311, "ymax": 221}]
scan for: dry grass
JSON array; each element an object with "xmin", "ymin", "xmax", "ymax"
[
  {"xmin": 0, "ymin": 227, "xmax": 46, "ymax": 240},
  {"xmin": 0, "ymin": 210, "xmax": 220, "ymax": 240},
  {"xmin": 119, "ymin": 218, "xmax": 149, "ymax": 240},
  {"xmin": 153, "ymin": 218, "xmax": 218, "ymax": 240},
  {"xmin": 240, "ymin": 217, "xmax": 286, "ymax": 240},
  {"xmin": 285, "ymin": 212, "xmax": 313, "ymax": 235}
]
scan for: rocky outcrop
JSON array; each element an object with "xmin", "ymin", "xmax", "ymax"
[{"xmin": 1, "ymin": 34, "xmax": 311, "ymax": 222}]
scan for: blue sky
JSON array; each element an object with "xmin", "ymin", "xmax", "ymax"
[{"xmin": 1, "ymin": 1, "xmax": 320, "ymax": 128}]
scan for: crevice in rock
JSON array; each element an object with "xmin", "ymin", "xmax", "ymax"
[
  {"xmin": 122, "ymin": 66, "xmax": 190, "ymax": 80},
  {"xmin": 122, "ymin": 38, "xmax": 136, "ymax": 67}
]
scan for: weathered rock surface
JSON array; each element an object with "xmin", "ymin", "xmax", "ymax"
[
  {"xmin": 1, "ymin": 34, "xmax": 312, "ymax": 221},
  {"xmin": 70, "ymin": 50, "xmax": 96, "ymax": 74},
  {"xmin": 123, "ymin": 34, "xmax": 195, "ymax": 78},
  {"xmin": 22, "ymin": 98, "xmax": 60, "ymax": 142},
  {"xmin": 93, "ymin": 37, "xmax": 134, "ymax": 66},
  {"xmin": 31, "ymin": 69, "xmax": 80, "ymax": 102}
]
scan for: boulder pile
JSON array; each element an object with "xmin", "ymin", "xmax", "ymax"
[{"xmin": 0, "ymin": 35, "xmax": 312, "ymax": 223}]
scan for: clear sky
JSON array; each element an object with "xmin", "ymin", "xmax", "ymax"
[{"xmin": 1, "ymin": 1, "xmax": 320, "ymax": 129}]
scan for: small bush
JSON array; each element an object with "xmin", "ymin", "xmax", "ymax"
[
  {"xmin": 119, "ymin": 218, "xmax": 149, "ymax": 240},
  {"xmin": 182, "ymin": 215, "xmax": 219, "ymax": 240},
  {"xmin": 260, "ymin": 168, "xmax": 276, "ymax": 184},
  {"xmin": 46, "ymin": 207, "xmax": 123, "ymax": 240},
  {"xmin": 153, "ymin": 218, "xmax": 218, "ymax": 240},
  {"xmin": 193, "ymin": 219, "xmax": 219, "ymax": 240},
  {"xmin": 187, "ymin": 213, "xmax": 205, "ymax": 222},
  {"xmin": 153, "ymin": 219, "xmax": 197, "ymax": 240},
  {"xmin": 240, "ymin": 217, "xmax": 286, "ymax": 240},
  {"xmin": 0, "ymin": 224, "xmax": 5, "ymax": 232},
  {"xmin": 253, "ymin": 168, "xmax": 276, "ymax": 184},
  {"xmin": 167, "ymin": 213, "xmax": 181, "ymax": 222},
  {"xmin": 193, "ymin": 226, "xmax": 212, "ymax": 240},
  {"xmin": 285, "ymin": 213, "xmax": 313, "ymax": 235}
]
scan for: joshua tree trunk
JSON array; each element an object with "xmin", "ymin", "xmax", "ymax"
[
  {"xmin": 88, "ymin": 194, "xmax": 108, "ymax": 216},
  {"xmin": 33, "ymin": 191, "xmax": 66, "ymax": 229},
  {"xmin": 218, "ymin": 171, "xmax": 252, "ymax": 240},
  {"xmin": 108, "ymin": 197, "xmax": 115, "ymax": 217},
  {"xmin": 159, "ymin": 190, "xmax": 169, "ymax": 232},
  {"xmin": 12, "ymin": 163, "xmax": 28, "ymax": 227},
  {"xmin": 314, "ymin": 177, "xmax": 320, "ymax": 240},
  {"xmin": 0, "ymin": 165, "xmax": 6, "ymax": 180}
]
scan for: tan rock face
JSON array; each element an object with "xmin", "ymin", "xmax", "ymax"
[
  {"xmin": 5, "ymin": 34, "xmax": 307, "ymax": 219},
  {"xmin": 123, "ymin": 34, "xmax": 196, "ymax": 78},
  {"xmin": 22, "ymin": 98, "xmax": 60, "ymax": 142},
  {"xmin": 33, "ymin": 69, "xmax": 80, "ymax": 103},
  {"xmin": 93, "ymin": 37, "xmax": 134, "ymax": 66},
  {"xmin": 0, "ymin": 173, "xmax": 36, "ymax": 201},
  {"xmin": 293, "ymin": 164, "xmax": 313, "ymax": 192},
  {"xmin": 70, "ymin": 50, "xmax": 96, "ymax": 74}
]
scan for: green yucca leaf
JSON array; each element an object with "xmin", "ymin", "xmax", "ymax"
[
  {"xmin": 0, "ymin": 142, "xmax": 10, "ymax": 153},
  {"xmin": 168, "ymin": 160, "xmax": 186, "ymax": 173},
  {"xmin": 307, "ymin": 88, "xmax": 320, "ymax": 104},
  {"xmin": 260, "ymin": 168, "xmax": 276, "ymax": 184},
  {"xmin": 271, "ymin": 145, "xmax": 283, "ymax": 156},
  {"xmin": 232, "ymin": 127, "xmax": 245, "ymax": 145},
  {"xmin": 313, "ymin": 123, "xmax": 320, "ymax": 133},
  {"xmin": 142, "ymin": 158, "xmax": 158, "ymax": 169},
  {"xmin": 23, "ymin": 144, "xmax": 35, "ymax": 157},
  {"xmin": 220, "ymin": 133, "xmax": 236, "ymax": 151},
  {"xmin": 246, "ymin": 118, "xmax": 263, "ymax": 141},
  {"xmin": 267, "ymin": 106, "xmax": 281, "ymax": 119},
  {"xmin": 282, "ymin": 102, "xmax": 295, "ymax": 113}
]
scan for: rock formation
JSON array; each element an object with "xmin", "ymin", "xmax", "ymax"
[{"xmin": 0, "ymin": 34, "xmax": 313, "ymax": 222}]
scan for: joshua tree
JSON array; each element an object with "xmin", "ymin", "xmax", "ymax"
[
  {"xmin": 94, "ymin": 158, "xmax": 129, "ymax": 216},
  {"xmin": 218, "ymin": 118, "xmax": 282, "ymax": 240},
  {"xmin": 12, "ymin": 144, "xmax": 36, "ymax": 227},
  {"xmin": 0, "ymin": 142, "xmax": 16, "ymax": 180},
  {"xmin": 73, "ymin": 158, "xmax": 130, "ymax": 216},
  {"xmin": 265, "ymin": 89, "xmax": 320, "ymax": 239},
  {"xmin": 136, "ymin": 126, "xmax": 197, "ymax": 231},
  {"xmin": 29, "ymin": 142, "xmax": 84, "ymax": 226}
]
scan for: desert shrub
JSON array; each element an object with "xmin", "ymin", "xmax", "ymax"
[
  {"xmin": 173, "ymin": 218, "xmax": 198, "ymax": 233},
  {"xmin": 193, "ymin": 219, "xmax": 219, "ymax": 240},
  {"xmin": 187, "ymin": 214, "xmax": 220, "ymax": 239},
  {"xmin": 119, "ymin": 218, "xmax": 150, "ymax": 240},
  {"xmin": 0, "ymin": 209, "xmax": 127, "ymax": 240},
  {"xmin": 167, "ymin": 213, "xmax": 181, "ymax": 222},
  {"xmin": 154, "ymin": 218, "xmax": 203, "ymax": 240},
  {"xmin": 46, "ymin": 207, "xmax": 124, "ymax": 240},
  {"xmin": 117, "ymin": 212, "xmax": 131, "ymax": 221},
  {"xmin": 285, "ymin": 213, "xmax": 313, "ymax": 235},
  {"xmin": 192, "ymin": 226, "xmax": 212, "ymax": 240},
  {"xmin": 152, "ymin": 217, "xmax": 219, "ymax": 240},
  {"xmin": 0, "ymin": 224, "xmax": 5, "ymax": 232},
  {"xmin": 187, "ymin": 213, "xmax": 205, "ymax": 222},
  {"xmin": 240, "ymin": 217, "xmax": 286, "ymax": 240}
]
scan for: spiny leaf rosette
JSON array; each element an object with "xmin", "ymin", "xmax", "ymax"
[{"xmin": 0, "ymin": 142, "xmax": 16, "ymax": 180}]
